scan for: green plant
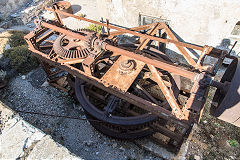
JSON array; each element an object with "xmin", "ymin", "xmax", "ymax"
[
  {"xmin": 85, "ymin": 24, "xmax": 102, "ymax": 34},
  {"xmin": 3, "ymin": 45, "xmax": 39, "ymax": 73},
  {"xmin": 214, "ymin": 123, "xmax": 220, "ymax": 128},
  {"xmin": 228, "ymin": 139, "xmax": 239, "ymax": 147},
  {"xmin": 8, "ymin": 30, "xmax": 27, "ymax": 47}
]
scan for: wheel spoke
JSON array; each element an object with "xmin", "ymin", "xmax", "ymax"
[{"xmin": 104, "ymin": 95, "xmax": 119, "ymax": 114}]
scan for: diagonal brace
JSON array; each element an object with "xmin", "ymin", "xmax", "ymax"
[{"xmin": 148, "ymin": 64, "xmax": 184, "ymax": 119}]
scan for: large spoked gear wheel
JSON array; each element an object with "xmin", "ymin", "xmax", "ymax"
[
  {"xmin": 75, "ymin": 78, "xmax": 157, "ymax": 139},
  {"xmin": 85, "ymin": 112, "xmax": 154, "ymax": 139}
]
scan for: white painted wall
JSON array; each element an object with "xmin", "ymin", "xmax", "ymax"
[{"xmin": 96, "ymin": 0, "xmax": 240, "ymax": 56}]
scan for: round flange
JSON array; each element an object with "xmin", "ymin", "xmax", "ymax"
[{"xmin": 118, "ymin": 59, "xmax": 136, "ymax": 74}]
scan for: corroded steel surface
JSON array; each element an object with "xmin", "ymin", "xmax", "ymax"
[{"xmin": 24, "ymin": 1, "xmax": 240, "ymax": 153}]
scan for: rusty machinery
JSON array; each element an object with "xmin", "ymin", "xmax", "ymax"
[{"xmin": 24, "ymin": 2, "xmax": 240, "ymax": 152}]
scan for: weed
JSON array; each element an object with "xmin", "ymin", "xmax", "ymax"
[
  {"xmin": 85, "ymin": 24, "xmax": 102, "ymax": 34},
  {"xmin": 8, "ymin": 30, "xmax": 27, "ymax": 47},
  {"xmin": 214, "ymin": 123, "xmax": 220, "ymax": 128},
  {"xmin": 3, "ymin": 45, "xmax": 39, "ymax": 73},
  {"xmin": 228, "ymin": 139, "xmax": 239, "ymax": 147}
]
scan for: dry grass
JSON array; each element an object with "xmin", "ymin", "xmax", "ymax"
[{"xmin": 0, "ymin": 31, "xmax": 12, "ymax": 57}]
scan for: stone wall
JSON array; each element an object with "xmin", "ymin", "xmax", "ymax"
[
  {"xmin": 0, "ymin": 0, "xmax": 53, "ymax": 28},
  {"xmin": 0, "ymin": 0, "xmax": 32, "ymax": 17},
  {"xmin": 21, "ymin": 0, "xmax": 53, "ymax": 24}
]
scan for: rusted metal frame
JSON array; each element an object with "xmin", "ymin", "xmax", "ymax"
[
  {"xmin": 151, "ymin": 124, "xmax": 183, "ymax": 142},
  {"xmin": 31, "ymin": 21, "xmax": 198, "ymax": 80},
  {"xmin": 137, "ymin": 23, "xmax": 162, "ymax": 51},
  {"xmin": 53, "ymin": 4, "xmax": 64, "ymax": 24},
  {"xmin": 40, "ymin": 21, "xmax": 86, "ymax": 41},
  {"xmin": 183, "ymin": 73, "xmax": 210, "ymax": 122},
  {"xmin": 161, "ymin": 23, "xmax": 197, "ymax": 67},
  {"xmin": 24, "ymin": 28, "xmax": 49, "ymax": 49},
  {"xmin": 39, "ymin": 60, "xmax": 53, "ymax": 75},
  {"xmin": 58, "ymin": 58, "xmax": 85, "ymax": 65},
  {"xmin": 135, "ymin": 84, "xmax": 160, "ymax": 105},
  {"xmin": 27, "ymin": 45, "xmax": 189, "ymax": 127},
  {"xmin": 109, "ymin": 23, "xmax": 156, "ymax": 38},
  {"xmin": 36, "ymin": 30, "xmax": 55, "ymax": 44},
  {"xmin": 197, "ymin": 45, "xmax": 213, "ymax": 66},
  {"xmin": 50, "ymin": 82, "xmax": 68, "ymax": 92},
  {"xmin": 209, "ymin": 50, "xmax": 228, "ymax": 75},
  {"xmin": 104, "ymin": 43, "xmax": 198, "ymax": 80},
  {"xmin": 45, "ymin": 8, "xmax": 203, "ymax": 51},
  {"xmin": 106, "ymin": 19, "xmax": 110, "ymax": 36},
  {"xmin": 148, "ymin": 64, "xmax": 184, "ymax": 119},
  {"xmin": 39, "ymin": 45, "xmax": 53, "ymax": 50}
]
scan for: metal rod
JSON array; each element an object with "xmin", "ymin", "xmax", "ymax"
[
  {"xmin": 46, "ymin": 8, "xmax": 204, "ymax": 51},
  {"xmin": 148, "ymin": 64, "xmax": 184, "ymax": 119},
  {"xmin": 229, "ymin": 41, "xmax": 238, "ymax": 55},
  {"xmin": 40, "ymin": 21, "xmax": 86, "ymax": 40},
  {"xmin": 104, "ymin": 43, "xmax": 198, "ymax": 80}
]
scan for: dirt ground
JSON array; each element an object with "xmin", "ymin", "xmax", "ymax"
[{"xmin": 186, "ymin": 86, "xmax": 240, "ymax": 160}]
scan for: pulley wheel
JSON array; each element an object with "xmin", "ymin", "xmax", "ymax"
[{"xmin": 210, "ymin": 58, "xmax": 240, "ymax": 127}]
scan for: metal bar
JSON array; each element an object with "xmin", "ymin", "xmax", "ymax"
[
  {"xmin": 197, "ymin": 45, "xmax": 213, "ymax": 66},
  {"xmin": 53, "ymin": 4, "xmax": 63, "ymax": 24},
  {"xmin": 137, "ymin": 23, "xmax": 160, "ymax": 51},
  {"xmin": 148, "ymin": 64, "xmax": 184, "ymax": 119},
  {"xmin": 162, "ymin": 23, "xmax": 197, "ymax": 67},
  {"xmin": 40, "ymin": 21, "xmax": 86, "ymax": 40},
  {"xmin": 45, "ymin": 8, "xmax": 204, "ymax": 51},
  {"xmin": 109, "ymin": 23, "xmax": 156, "ymax": 38},
  {"xmin": 58, "ymin": 58, "xmax": 85, "ymax": 65},
  {"xmin": 32, "ymin": 21, "xmax": 198, "ymax": 80},
  {"xmin": 36, "ymin": 30, "xmax": 55, "ymax": 43},
  {"xmin": 106, "ymin": 19, "xmax": 110, "ymax": 36},
  {"xmin": 229, "ymin": 41, "xmax": 237, "ymax": 55},
  {"xmin": 33, "ymin": 23, "xmax": 197, "ymax": 80},
  {"xmin": 151, "ymin": 124, "xmax": 183, "ymax": 142},
  {"xmin": 104, "ymin": 43, "xmax": 198, "ymax": 80},
  {"xmin": 136, "ymin": 84, "xmax": 160, "ymax": 105}
]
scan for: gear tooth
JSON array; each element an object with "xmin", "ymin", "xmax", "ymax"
[{"xmin": 53, "ymin": 29, "xmax": 97, "ymax": 59}]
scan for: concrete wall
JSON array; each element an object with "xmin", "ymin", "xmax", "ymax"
[{"xmin": 95, "ymin": 0, "xmax": 240, "ymax": 57}]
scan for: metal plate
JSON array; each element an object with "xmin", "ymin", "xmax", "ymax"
[{"xmin": 101, "ymin": 55, "xmax": 145, "ymax": 92}]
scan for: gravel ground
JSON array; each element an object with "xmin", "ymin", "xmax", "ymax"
[{"xmin": 0, "ymin": 67, "xmax": 162, "ymax": 160}]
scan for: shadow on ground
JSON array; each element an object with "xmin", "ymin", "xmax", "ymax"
[{"xmin": 0, "ymin": 67, "xmax": 160, "ymax": 160}]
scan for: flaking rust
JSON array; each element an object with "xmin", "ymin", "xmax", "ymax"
[{"xmin": 24, "ymin": 1, "xmax": 240, "ymax": 155}]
